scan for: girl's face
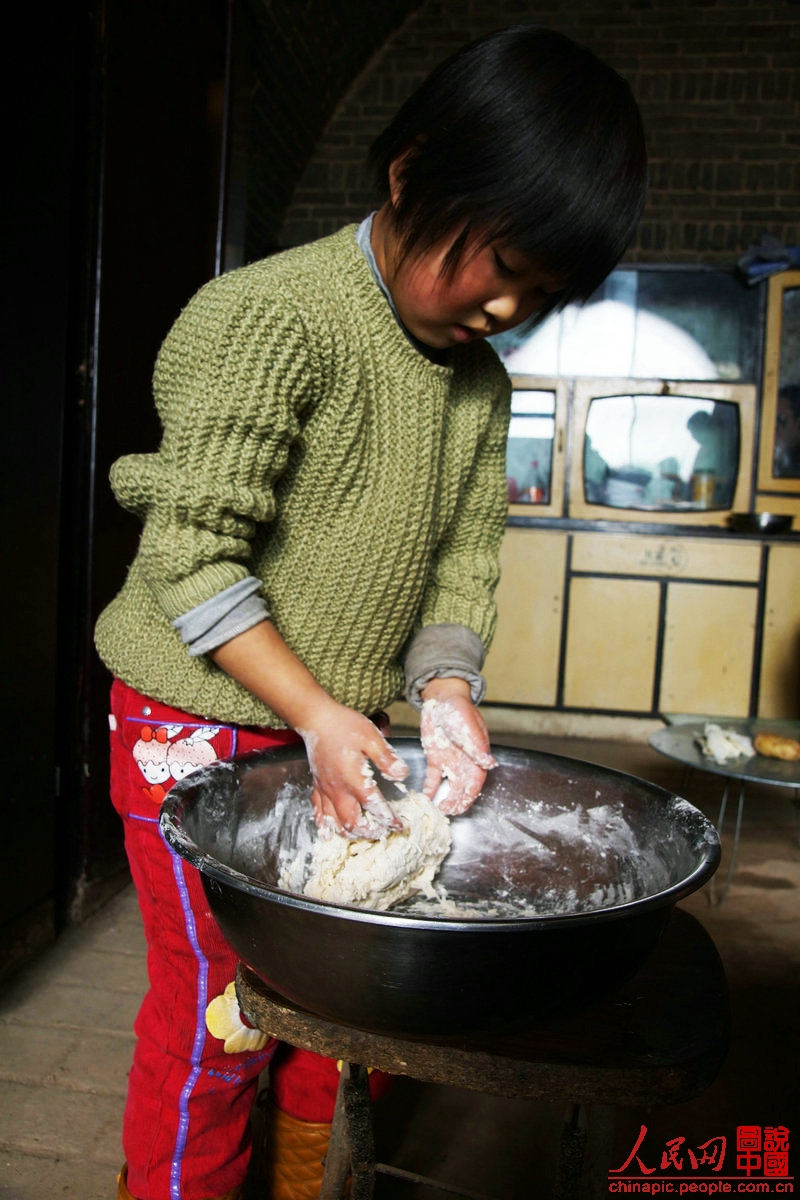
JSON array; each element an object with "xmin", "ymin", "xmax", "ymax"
[{"xmin": 376, "ymin": 220, "xmax": 564, "ymax": 351}]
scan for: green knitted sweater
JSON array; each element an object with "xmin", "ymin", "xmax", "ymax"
[{"xmin": 94, "ymin": 225, "xmax": 511, "ymax": 726}]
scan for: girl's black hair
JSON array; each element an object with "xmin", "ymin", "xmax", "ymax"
[{"xmin": 369, "ymin": 26, "xmax": 648, "ymax": 316}]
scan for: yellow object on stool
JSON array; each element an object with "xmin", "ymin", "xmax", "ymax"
[{"xmin": 116, "ymin": 1163, "xmax": 243, "ymax": 1200}]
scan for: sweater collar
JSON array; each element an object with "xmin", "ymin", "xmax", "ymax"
[{"xmin": 355, "ymin": 214, "xmax": 451, "ymax": 367}]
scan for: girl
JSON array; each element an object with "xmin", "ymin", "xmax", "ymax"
[{"xmin": 96, "ymin": 25, "xmax": 647, "ymax": 1200}]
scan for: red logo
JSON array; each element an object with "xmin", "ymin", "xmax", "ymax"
[
  {"xmin": 736, "ymin": 1126, "xmax": 791, "ymax": 1178},
  {"xmin": 608, "ymin": 1124, "xmax": 792, "ymax": 1192}
]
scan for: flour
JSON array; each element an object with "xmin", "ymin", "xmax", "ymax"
[{"xmin": 281, "ymin": 790, "xmax": 452, "ymax": 911}]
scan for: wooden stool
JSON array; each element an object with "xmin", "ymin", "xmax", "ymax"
[{"xmin": 237, "ymin": 908, "xmax": 728, "ymax": 1200}]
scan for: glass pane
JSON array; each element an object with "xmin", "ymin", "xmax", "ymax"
[
  {"xmin": 584, "ymin": 395, "xmax": 740, "ymax": 511},
  {"xmin": 634, "ymin": 269, "xmax": 761, "ymax": 382},
  {"xmin": 506, "ymin": 389, "xmax": 555, "ymax": 504},
  {"xmin": 774, "ymin": 286, "xmax": 800, "ymax": 479},
  {"xmin": 491, "ymin": 267, "xmax": 761, "ymax": 381}
]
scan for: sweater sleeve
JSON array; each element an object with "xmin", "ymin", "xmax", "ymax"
[
  {"xmin": 108, "ymin": 270, "xmax": 320, "ymax": 619},
  {"xmin": 416, "ymin": 364, "xmax": 511, "ymax": 647},
  {"xmin": 403, "ymin": 622, "xmax": 487, "ymax": 710},
  {"xmin": 172, "ymin": 576, "xmax": 269, "ymax": 655}
]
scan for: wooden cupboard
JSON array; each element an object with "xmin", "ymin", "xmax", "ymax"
[{"xmin": 484, "ymin": 526, "xmax": 800, "ymax": 720}]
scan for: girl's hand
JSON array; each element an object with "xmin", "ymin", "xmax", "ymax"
[
  {"xmin": 208, "ymin": 622, "xmax": 408, "ymax": 839},
  {"xmin": 298, "ymin": 700, "xmax": 408, "ymax": 838},
  {"xmin": 419, "ymin": 679, "xmax": 497, "ymax": 815}
]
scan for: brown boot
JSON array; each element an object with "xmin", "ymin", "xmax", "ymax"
[
  {"xmin": 262, "ymin": 1103, "xmax": 349, "ymax": 1200},
  {"xmin": 116, "ymin": 1166, "xmax": 136, "ymax": 1200},
  {"xmin": 117, "ymin": 1163, "xmax": 243, "ymax": 1200}
]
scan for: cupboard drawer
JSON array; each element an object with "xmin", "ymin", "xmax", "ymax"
[
  {"xmin": 563, "ymin": 576, "xmax": 659, "ymax": 711},
  {"xmin": 659, "ymin": 582, "xmax": 758, "ymax": 715},
  {"xmin": 571, "ymin": 532, "xmax": 761, "ymax": 582}
]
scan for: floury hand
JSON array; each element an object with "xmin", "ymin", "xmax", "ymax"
[
  {"xmin": 299, "ymin": 703, "xmax": 407, "ymax": 838},
  {"xmin": 420, "ymin": 695, "xmax": 496, "ymax": 815}
]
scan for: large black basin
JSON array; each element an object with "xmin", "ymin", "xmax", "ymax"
[{"xmin": 160, "ymin": 740, "xmax": 719, "ymax": 1036}]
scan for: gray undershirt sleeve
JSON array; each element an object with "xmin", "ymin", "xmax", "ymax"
[
  {"xmin": 172, "ymin": 576, "xmax": 269, "ymax": 656},
  {"xmin": 404, "ymin": 623, "xmax": 487, "ymax": 710}
]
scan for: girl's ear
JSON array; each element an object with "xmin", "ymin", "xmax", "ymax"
[
  {"xmin": 387, "ymin": 152, "xmax": 408, "ymax": 209},
  {"xmin": 387, "ymin": 144, "xmax": 420, "ymax": 208}
]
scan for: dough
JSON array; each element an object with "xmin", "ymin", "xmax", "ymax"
[
  {"xmin": 753, "ymin": 733, "xmax": 800, "ymax": 761},
  {"xmin": 300, "ymin": 791, "xmax": 451, "ymax": 911},
  {"xmin": 696, "ymin": 723, "xmax": 754, "ymax": 764}
]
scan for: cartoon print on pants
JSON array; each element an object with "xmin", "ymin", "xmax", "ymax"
[
  {"xmin": 133, "ymin": 724, "xmax": 221, "ymax": 803},
  {"xmin": 206, "ymin": 982, "xmax": 270, "ymax": 1054},
  {"xmin": 167, "ymin": 726, "xmax": 221, "ymax": 781}
]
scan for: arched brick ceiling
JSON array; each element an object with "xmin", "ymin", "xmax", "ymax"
[{"xmin": 237, "ymin": 0, "xmax": 421, "ymax": 260}]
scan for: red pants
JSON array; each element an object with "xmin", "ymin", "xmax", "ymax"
[{"xmin": 109, "ymin": 680, "xmax": 389, "ymax": 1200}]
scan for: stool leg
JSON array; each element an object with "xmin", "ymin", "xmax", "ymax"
[
  {"xmin": 553, "ymin": 1104, "xmax": 616, "ymax": 1200},
  {"xmin": 344, "ymin": 1064, "xmax": 375, "ymax": 1200},
  {"xmin": 554, "ymin": 1103, "xmax": 586, "ymax": 1200},
  {"xmin": 319, "ymin": 1063, "xmax": 375, "ymax": 1200},
  {"xmin": 580, "ymin": 1105, "xmax": 616, "ymax": 1200},
  {"xmin": 319, "ymin": 1068, "xmax": 351, "ymax": 1200}
]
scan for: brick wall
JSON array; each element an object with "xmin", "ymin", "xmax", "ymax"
[
  {"xmin": 279, "ymin": 0, "xmax": 800, "ymax": 264},
  {"xmin": 237, "ymin": 0, "xmax": 419, "ymax": 261}
]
